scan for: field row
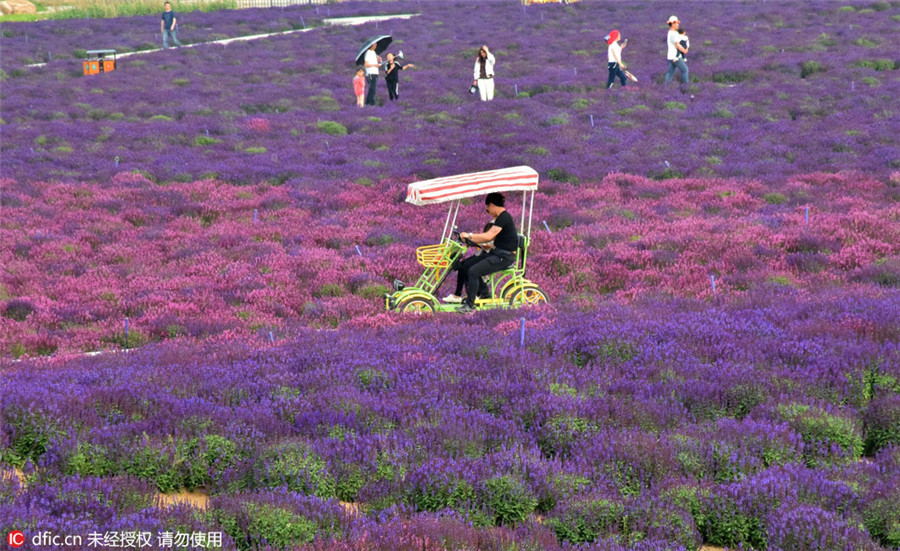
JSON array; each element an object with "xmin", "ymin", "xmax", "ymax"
[
  {"xmin": 3, "ymin": 291, "xmax": 900, "ymax": 549},
  {"xmin": 3, "ymin": 171, "xmax": 899, "ymax": 357}
]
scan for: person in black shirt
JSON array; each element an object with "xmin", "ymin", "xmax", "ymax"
[
  {"xmin": 457, "ymin": 192, "xmax": 518, "ymax": 313},
  {"xmin": 384, "ymin": 53, "xmax": 415, "ymax": 101},
  {"xmin": 161, "ymin": 2, "xmax": 181, "ymax": 49},
  {"xmin": 443, "ymin": 220, "xmax": 495, "ymax": 304}
]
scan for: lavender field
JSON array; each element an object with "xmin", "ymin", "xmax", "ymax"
[{"xmin": 2, "ymin": 0, "xmax": 900, "ymax": 549}]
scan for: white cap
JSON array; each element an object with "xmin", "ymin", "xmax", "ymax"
[{"xmin": 667, "ymin": 15, "xmax": 679, "ymax": 24}]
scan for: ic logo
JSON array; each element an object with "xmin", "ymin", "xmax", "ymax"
[{"xmin": 7, "ymin": 531, "xmax": 25, "ymax": 548}]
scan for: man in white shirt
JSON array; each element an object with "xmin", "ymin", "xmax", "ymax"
[
  {"xmin": 363, "ymin": 44, "xmax": 381, "ymax": 106},
  {"xmin": 664, "ymin": 15, "xmax": 689, "ymax": 84}
]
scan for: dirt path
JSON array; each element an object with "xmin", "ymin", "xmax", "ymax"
[
  {"xmin": 24, "ymin": 13, "xmax": 418, "ymax": 68},
  {"xmin": 158, "ymin": 490, "xmax": 210, "ymax": 509}
]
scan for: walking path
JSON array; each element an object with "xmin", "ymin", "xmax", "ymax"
[{"xmin": 24, "ymin": 13, "xmax": 417, "ymax": 68}]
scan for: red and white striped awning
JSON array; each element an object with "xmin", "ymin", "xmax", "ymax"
[{"xmin": 405, "ymin": 166, "xmax": 539, "ymax": 206}]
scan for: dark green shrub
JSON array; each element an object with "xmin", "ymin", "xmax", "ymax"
[
  {"xmin": 316, "ymin": 120, "xmax": 347, "ymax": 136},
  {"xmin": 863, "ymin": 491, "xmax": 900, "ymax": 547},
  {"xmin": 537, "ymin": 415, "xmax": 596, "ymax": 458},
  {"xmin": 863, "ymin": 396, "xmax": 900, "ymax": 455},
  {"xmin": 260, "ymin": 441, "xmax": 335, "ymax": 498},
  {"xmin": 3, "ymin": 412, "xmax": 53, "ymax": 467},
  {"xmin": 800, "ymin": 61, "xmax": 827, "ymax": 78},
  {"xmin": 548, "ymin": 496, "xmax": 626, "ymax": 545},
  {"xmin": 408, "ymin": 477, "xmax": 475, "ymax": 512},
  {"xmin": 777, "ymin": 403, "xmax": 864, "ymax": 463},
  {"xmin": 479, "ymin": 475, "xmax": 537, "ymax": 525}
]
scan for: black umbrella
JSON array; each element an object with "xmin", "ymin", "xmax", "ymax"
[{"xmin": 355, "ymin": 35, "xmax": 392, "ymax": 65}]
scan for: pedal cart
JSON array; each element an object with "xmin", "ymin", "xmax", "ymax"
[{"xmin": 386, "ymin": 166, "xmax": 548, "ymax": 313}]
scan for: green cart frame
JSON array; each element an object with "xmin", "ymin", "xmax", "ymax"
[{"xmin": 386, "ymin": 166, "xmax": 548, "ymax": 313}]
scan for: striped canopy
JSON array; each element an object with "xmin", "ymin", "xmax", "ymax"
[{"xmin": 405, "ymin": 166, "xmax": 539, "ymax": 206}]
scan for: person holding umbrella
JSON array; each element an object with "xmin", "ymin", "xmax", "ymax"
[
  {"xmin": 472, "ymin": 45, "xmax": 495, "ymax": 102},
  {"xmin": 363, "ymin": 43, "xmax": 381, "ymax": 106},
  {"xmin": 356, "ymin": 35, "xmax": 392, "ymax": 106}
]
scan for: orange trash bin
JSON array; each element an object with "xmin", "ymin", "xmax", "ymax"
[{"xmin": 83, "ymin": 49, "xmax": 117, "ymax": 76}]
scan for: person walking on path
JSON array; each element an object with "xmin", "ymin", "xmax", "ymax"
[
  {"xmin": 472, "ymin": 45, "xmax": 495, "ymax": 101},
  {"xmin": 664, "ymin": 15, "xmax": 689, "ymax": 84},
  {"xmin": 384, "ymin": 53, "xmax": 415, "ymax": 101},
  {"xmin": 161, "ymin": 2, "xmax": 182, "ymax": 49},
  {"xmin": 363, "ymin": 43, "xmax": 381, "ymax": 106},
  {"xmin": 606, "ymin": 30, "xmax": 628, "ymax": 89}
]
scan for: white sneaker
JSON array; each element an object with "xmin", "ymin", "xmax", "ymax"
[{"xmin": 443, "ymin": 294, "xmax": 463, "ymax": 303}]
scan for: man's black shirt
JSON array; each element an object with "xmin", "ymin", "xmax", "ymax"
[{"xmin": 491, "ymin": 210, "xmax": 518, "ymax": 252}]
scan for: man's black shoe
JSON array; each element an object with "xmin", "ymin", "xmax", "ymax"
[{"xmin": 457, "ymin": 304, "xmax": 476, "ymax": 314}]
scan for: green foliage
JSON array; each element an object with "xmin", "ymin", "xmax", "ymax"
[
  {"xmin": 800, "ymin": 60, "xmax": 827, "ymax": 78},
  {"xmin": 535, "ymin": 473, "xmax": 591, "ymax": 513},
  {"xmin": 316, "ymin": 120, "xmax": 347, "ymax": 136},
  {"xmin": 4, "ymin": 413, "xmax": 53, "ymax": 467},
  {"xmin": 172, "ymin": 78, "xmax": 190, "ymax": 86},
  {"xmin": 864, "ymin": 399, "xmax": 900, "ymax": 455},
  {"xmin": 314, "ymin": 284, "xmax": 344, "ymax": 298},
  {"xmin": 354, "ymin": 283, "xmax": 390, "ymax": 300},
  {"xmin": 408, "ymin": 477, "xmax": 475, "ymax": 512},
  {"xmin": 711, "ymin": 71, "xmax": 752, "ymax": 84},
  {"xmin": 356, "ymin": 368, "xmax": 391, "ymax": 392},
  {"xmin": 437, "ymin": 93, "xmax": 463, "ymax": 105},
  {"xmin": 665, "ymin": 101, "xmax": 687, "ymax": 111},
  {"xmin": 193, "ymin": 135, "xmax": 222, "ymax": 146},
  {"xmin": 549, "ymin": 382, "xmax": 577, "ymax": 397},
  {"xmin": 261, "ymin": 441, "xmax": 335, "ymax": 498},
  {"xmin": 244, "ymin": 147, "xmax": 267, "ymax": 154},
  {"xmin": 538, "ymin": 415, "xmax": 596, "ymax": 458},
  {"xmin": 424, "ymin": 111, "xmax": 453, "ymax": 123},
  {"xmin": 549, "ymin": 497, "xmax": 626, "ymax": 545},
  {"xmin": 854, "ymin": 58, "xmax": 897, "ymax": 71},
  {"xmin": 571, "ymin": 338, "xmax": 638, "ymax": 368},
  {"xmin": 837, "ymin": 5, "xmax": 856, "ymax": 11},
  {"xmin": 149, "ymin": 114, "xmax": 173, "ymax": 121},
  {"xmin": 526, "ymin": 146, "xmax": 548, "ymax": 156},
  {"xmin": 863, "ymin": 492, "xmax": 900, "ymax": 548},
  {"xmin": 696, "ymin": 497, "xmax": 767, "ymax": 549},
  {"xmin": 309, "ymin": 95, "xmax": 339, "ymax": 112},
  {"xmin": 546, "ymin": 167, "xmax": 579, "ymax": 184},
  {"xmin": 66, "ymin": 443, "xmax": 117, "ymax": 477},
  {"xmin": 335, "ymin": 466, "xmax": 366, "ymax": 502},
  {"xmin": 846, "ymin": 360, "xmax": 900, "ymax": 409},
  {"xmin": 480, "ymin": 475, "xmax": 537, "ymax": 525},
  {"xmin": 862, "ymin": 76, "xmax": 880, "ymax": 87},
  {"xmin": 571, "ymin": 98, "xmax": 592, "ymax": 109},
  {"xmin": 545, "ymin": 114, "xmax": 570, "ymax": 126},
  {"xmin": 777, "ymin": 403, "xmax": 864, "ymax": 463},
  {"xmin": 854, "ymin": 37, "xmax": 879, "ymax": 48},
  {"xmin": 764, "ymin": 192, "xmax": 788, "ymax": 205},
  {"xmin": 365, "ymin": 233, "xmax": 396, "ymax": 246},
  {"xmin": 224, "ymin": 504, "xmax": 319, "ymax": 550}
]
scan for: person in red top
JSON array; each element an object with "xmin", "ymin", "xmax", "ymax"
[{"xmin": 353, "ymin": 68, "xmax": 365, "ymax": 108}]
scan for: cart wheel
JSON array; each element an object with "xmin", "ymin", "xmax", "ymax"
[
  {"xmin": 398, "ymin": 297, "xmax": 435, "ymax": 314},
  {"xmin": 509, "ymin": 287, "xmax": 548, "ymax": 307},
  {"xmin": 501, "ymin": 279, "xmax": 530, "ymax": 301}
]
